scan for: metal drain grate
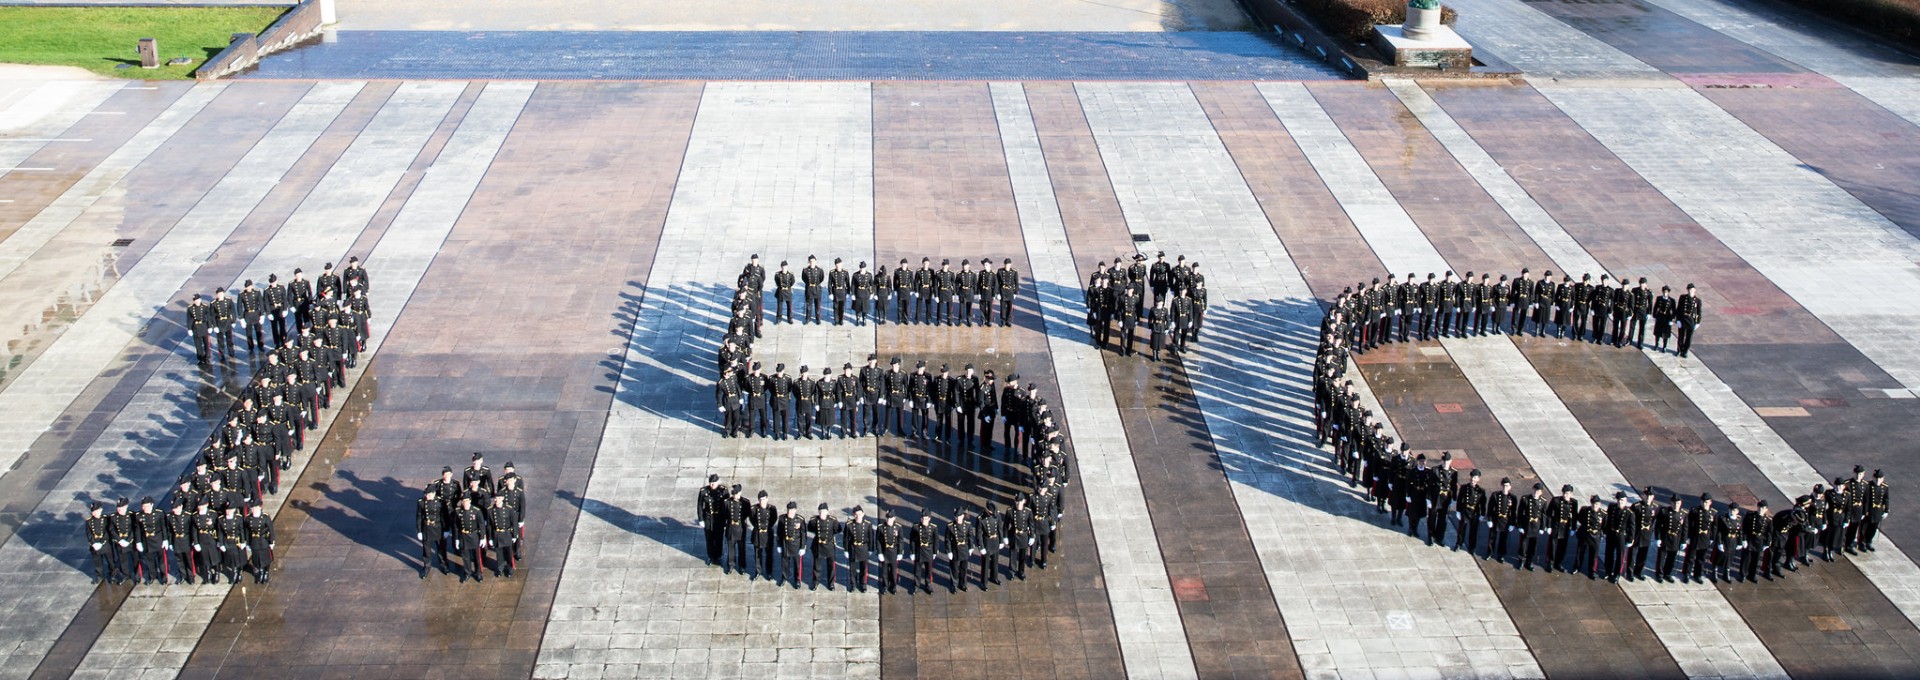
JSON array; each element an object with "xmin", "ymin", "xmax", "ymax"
[
  {"xmin": 110, "ymin": 238, "xmax": 133, "ymax": 247},
  {"xmin": 1130, "ymin": 234, "xmax": 1151, "ymax": 243}
]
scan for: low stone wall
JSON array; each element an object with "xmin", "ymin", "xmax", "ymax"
[{"xmin": 196, "ymin": 0, "xmax": 326, "ymax": 80}]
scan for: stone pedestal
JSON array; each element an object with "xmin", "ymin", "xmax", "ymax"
[
  {"xmin": 137, "ymin": 38, "xmax": 160, "ymax": 68},
  {"xmin": 1371, "ymin": 24, "xmax": 1473, "ymax": 69}
]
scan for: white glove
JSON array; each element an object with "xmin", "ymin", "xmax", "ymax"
[
  {"xmin": 776, "ymin": 547, "xmax": 782, "ymax": 555},
  {"xmin": 719, "ymin": 408, "xmax": 726, "ymax": 414},
  {"xmin": 699, "ymin": 521, "xmax": 705, "ymax": 529},
  {"xmin": 1485, "ymin": 520, "xmax": 1493, "ymax": 528},
  {"xmin": 946, "ymin": 552, "xmax": 954, "ymax": 560},
  {"xmin": 218, "ymin": 545, "xmax": 226, "ymax": 552},
  {"xmin": 878, "ymin": 399, "xmax": 887, "ymax": 406},
  {"xmin": 192, "ymin": 544, "xmax": 200, "ymax": 552},
  {"xmin": 1028, "ymin": 538, "xmax": 1035, "ymax": 546},
  {"xmin": 1000, "ymin": 540, "xmax": 1008, "ymax": 549},
  {"xmin": 841, "ymin": 551, "xmax": 848, "ymax": 559},
  {"xmin": 118, "ymin": 540, "xmax": 129, "ymax": 548},
  {"xmin": 417, "ymin": 533, "xmax": 423, "ymax": 540},
  {"xmin": 1452, "ymin": 512, "xmax": 1460, "ymax": 520},
  {"xmin": 91, "ymin": 542, "xmax": 103, "ymax": 551},
  {"xmin": 164, "ymin": 543, "xmax": 174, "ymax": 551},
  {"xmin": 137, "ymin": 543, "xmax": 145, "ymax": 552},
  {"xmin": 799, "ymin": 549, "xmax": 806, "ymax": 557},
  {"xmin": 442, "ymin": 531, "xmax": 451, "ymax": 538}
]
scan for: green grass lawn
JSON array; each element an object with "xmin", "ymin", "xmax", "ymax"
[{"xmin": 0, "ymin": 7, "xmax": 288, "ymax": 79}]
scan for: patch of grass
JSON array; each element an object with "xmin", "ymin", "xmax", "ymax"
[{"xmin": 0, "ymin": 7, "xmax": 287, "ymax": 80}]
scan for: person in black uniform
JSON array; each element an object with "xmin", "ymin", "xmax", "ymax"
[
  {"xmin": 1030, "ymin": 484, "xmax": 1056, "ymax": 569},
  {"xmin": 237, "ymin": 280, "xmax": 268, "ymax": 356},
  {"xmin": 162, "ymin": 501, "xmax": 195, "ymax": 584},
  {"xmin": 130, "ymin": 497, "xmax": 167, "ymax": 585},
  {"xmin": 958, "ymin": 261, "xmax": 978, "ymax": 326},
  {"xmin": 876, "ymin": 511, "xmax": 906, "ymax": 594},
  {"xmin": 875, "ymin": 264, "xmax": 892, "ymax": 325},
  {"xmin": 773, "ymin": 261, "xmax": 795, "ymax": 323},
  {"xmin": 217, "ymin": 504, "xmax": 247, "ymax": 584},
  {"xmin": 1543, "ymin": 484, "xmax": 1574, "ymax": 572},
  {"xmin": 801, "ymin": 256, "xmax": 825, "ymax": 324},
  {"xmin": 191, "ymin": 500, "xmax": 221, "ymax": 584},
  {"xmin": 768, "ymin": 365, "xmax": 792, "ymax": 441},
  {"xmin": 843, "ymin": 506, "xmax": 874, "ymax": 592},
  {"xmin": 828, "ymin": 259, "xmax": 851, "ymax": 325},
  {"xmin": 1574, "ymin": 495, "xmax": 1606, "ymax": 579},
  {"xmin": 977, "ymin": 371, "xmax": 999, "ymax": 454},
  {"xmin": 1517, "ymin": 483, "xmax": 1547, "ymax": 570},
  {"xmin": 1628, "ymin": 278, "xmax": 1653, "ymax": 348},
  {"xmin": 892, "ymin": 259, "xmax": 914, "ymax": 324},
  {"xmin": 1118, "ymin": 286, "xmax": 1140, "ymax": 357},
  {"xmin": 1148, "ymin": 299, "xmax": 1170, "ymax": 362},
  {"xmin": 1631, "ymin": 488, "xmax": 1658, "ymax": 580},
  {"xmin": 860, "ymin": 355, "xmax": 884, "ymax": 437},
  {"xmin": 1603, "ymin": 493, "xmax": 1634, "ymax": 582},
  {"xmin": 1149, "ymin": 252, "xmax": 1171, "ymax": 305},
  {"xmin": 776, "ymin": 502, "xmax": 806, "ymax": 587},
  {"xmin": 976, "ymin": 502, "xmax": 1004, "ymax": 587},
  {"xmin": 1426, "ymin": 453, "xmax": 1457, "ymax": 547},
  {"xmin": 835, "ymin": 364, "xmax": 859, "ymax": 439},
  {"xmin": 722, "ymin": 485, "xmax": 749, "ymax": 575},
  {"xmin": 1485, "ymin": 479, "xmax": 1516, "ymax": 562},
  {"xmin": 697, "ymin": 475, "xmax": 724, "ymax": 564},
  {"xmin": 265, "ymin": 274, "xmax": 290, "ymax": 347},
  {"xmin": 1454, "ymin": 470, "xmax": 1486, "ymax": 554},
  {"xmin": 717, "ymin": 367, "xmax": 744, "ymax": 438},
  {"xmin": 418, "ymin": 487, "xmax": 448, "ymax": 578},
  {"xmin": 1655, "ymin": 495, "xmax": 1687, "ymax": 582},
  {"xmin": 1716, "ymin": 505, "xmax": 1743, "ymax": 582},
  {"xmin": 211, "ymin": 287, "xmax": 238, "ymax": 360},
  {"xmin": 997, "ymin": 259, "xmax": 1019, "ymax": 326},
  {"xmin": 908, "ymin": 361, "xmax": 932, "ymax": 440},
  {"xmin": 84, "ymin": 502, "xmax": 112, "ymax": 584},
  {"xmin": 1007, "ymin": 495, "xmax": 1035, "ymax": 579},
  {"xmin": 287, "ymin": 268, "xmax": 313, "ymax": 330},
  {"xmin": 244, "ymin": 503, "xmax": 274, "ymax": 583},
  {"xmin": 1651, "ymin": 286, "xmax": 1676, "ymax": 352},
  {"xmin": 853, "ymin": 261, "xmax": 874, "ymax": 325},
  {"xmin": 1683, "ymin": 493, "xmax": 1717, "ymax": 582},
  {"xmin": 807, "ymin": 503, "xmax": 840, "ymax": 590},
  {"xmin": 1744, "ymin": 501, "xmax": 1774, "ymax": 582},
  {"xmin": 910, "ymin": 514, "xmax": 940, "ymax": 592},
  {"xmin": 884, "ymin": 358, "xmax": 908, "ymax": 436},
  {"xmin": 1676, "ymin": 284, "xmax": 1703, "ymax": 356},
  {"xmin": 955, "ymin": 365, "xmax": 981, "ymax": 455},
  {"xmin": 929, "ymin": 365, "xmax": 953, "ymax": 445},
  {"xmin": 452, "ymin": 495, "xmax": 485, "ymax": 581},
  {"xmin": 748, "ymin": 491, "xmax": 779, "ymax": 580},
  {"xmin": 943, "ymin": 509, "xmax": 974, "ymax": 592},
  {"xmin": 186, "ymin": 294, "xmax": 216, "ymax": 363},
  {"xmin": 106, "ymin": 497, "xmax": 137, "ymax": 584},
  {"xmin": 1863, "ymin": 470, "xmax": 1890, "ymax": 551}
]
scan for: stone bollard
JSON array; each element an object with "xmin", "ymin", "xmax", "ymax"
[{"xmin": 138, "ymin": 38, "xmax": 160, "ymax": 68}]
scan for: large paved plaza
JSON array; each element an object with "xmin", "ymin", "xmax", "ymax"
[{"xmin": 2, "ymin": 0, "xmax": 1920, "ymax": 676}]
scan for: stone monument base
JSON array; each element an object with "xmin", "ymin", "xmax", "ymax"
[{"xmin": 1371, "ymin": 24, "xmax": 1473, "ymax": 69}]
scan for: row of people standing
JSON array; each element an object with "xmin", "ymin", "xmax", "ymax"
[
  {"xmin": 1326, "ymin": 269, "xmax": 1705, "ymax": 357},
  {"xmin": 712, "ymin": 356, "xmax": 1067, "ymax": 464},
  {"xmin": 1084, "ymin": 253, "xmax": 1207, "ymax": 361},
  {"xmin": 83, "ymin": 259, "xmax": 373, "ymax": 587},
  {"xmin": 184, "ymin": 258, "xmax": 370, "ymax": 363},
  {"xmin": 1315, "ymin": 313, "xmax": 1892, "ymax": 583},
  {"xmin": 732, "ymin": 255, "xmax": 1022, "ymax": 331},
  {"xmin": 697, "ymin": 459, "xmax": 1071, "ymax": 593},
  {"xmin": 415, "ymin": 453, "xmax": 529, "ymax": 582}
]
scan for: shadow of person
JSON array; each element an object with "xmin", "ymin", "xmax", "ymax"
[
  {"xmin": 553, "ymin": 489, "xmax": 704, "ymax": 561},
  {"xmin": 290, "ymin": 470, "xmax": 419, "ymax": 568}
]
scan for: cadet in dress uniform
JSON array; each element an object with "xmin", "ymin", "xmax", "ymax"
[
  {"xmin": 774, "ymin": 261, "xmax": 796, "ymax": 323},
  {"xmin": 1454, "ymin": 470, "xmax": 1487, "ymax": 553},
  {"xmin": 946, "ymin": 509, "xmax": 975, "ymax": 592},
  {"xmin": 192, "ymin": 500, "xmax": 221, "ymax": 584},
  {"xmin": 1744, "ymin": 501, "xmax": 1774, "ymax": 582},
  {"xmin": 1544, "ymin": 488, "xmax": 1577, "ymax": 573},
  {"xmin": 1518, "ymin": 483, "xmax": 1547, "ymax": 570},
  {"xmin": 84, "ymin": 503, "xmax": 112, "ymax": 584},
  {"xmin": 212, "ymin": 288, "xmax": 238, "ymax": 359},
  {"xmin": 778, "ymin": 502, "xmax": 807, "ymax": 587},
  {"xmin": 911, "ymin": 514, "xmax": 940, "ymax": 593},
  {"xmin": 843, "ymin": 507, "xmax": 874, "ymax": 592},
  {"xmin": 418, "ymin": 488, "xmax": 448, "ymax": 577},
  {"xmin": 801, "ymin": 256, "xmax": 825, "ymax": 324},
  {"xmin": 860, "ymin": 355, "xmax": 884, "ymax": 437},
  {"xmin": 768, "ymin": 365, "xmax": 793, "ymax": 440},
  {"xmin": 997, "ymin": 259, "xmax": 1020, "ymax": 326},
  {"xmin": 217, "ymin": 505, "xmax": 248, "ymax": 584},
  {"xmin": 876, "ymin": 512, "xmax": 906, "ymax": 594},
  {"xmin": 1426, "ymin": 454, "xmax": 1457, "ymax": 546},
  {"xmin": 1007, "ymin": 495, "xmax": 1036, "ymax": 579},
  {"xmin": 107, "ymin": 497, "xmax": 137, "ymax": 583},
  {"xmin": 186, "ymin": 294, "xmax": 216, "ymax": 363},
  {"xmin": 749, "ymin": 491, "xmax": 779, "ymax": 579},
  {"xmin": 1656, "ymin": 495, "xmax": 1687, "ymax": 582},
  {"xmin": 853, "ymin": 261, "xmax": 874, "ymax": 325},
  {"xmin": 244, "ymin": 503, "xmax": 275, "ymax": 583},
  {"xmin": 723, "ymin": 485, "xmax": 749, "ymax": 574},
  {"xmin": 958, "ymin": 261, "xmax": 978, "ymax": 325},
  {"xmin": 829, "ymin": 259, "xmax": 851, "ymax": 325},
  {"xmin": 453, "ymin": 496, "xmax": 486, "ymax": 581},
  {"xmin": 132, "ymin": 497, "xmax": 167, "ymax": 584},
  {"xmin": 164, "ymin": 501, "xmax": 195, "ymax": 584},
  {"xmin": 1486, "ymin": 478, "xmax": 1517, "ymax": 561},
  {"xmin": 1863, "ymin": 470, "xmax": 1890, "ymax": 551},
  {"xmin": 977, "ymin": 502, "xmax": 1005, "ymax": 587},
  {"xmin": 1676, "ymin": 284, "xmax": 1704, "ymax": 357},
  {"xmin": 808, "ymin": 503, "xmax": 840, "ymax": 590},
  {"xmin": 1575, "ymin": 495, "xmax": 1606, "ymax": 579},
  {"xmin": 697, "ymin": 475, "xmax": 725, "ymax": 564},
  {"xmin": 893, "ymin": 259, "xmax": 914, "ymax": 324},
  {"xmin": 1631, "ymin": 488, "xmax": 1658, "ymax": 580},
  {"xmin": 1651, "ymin": 286, "xmax": 1676, "ymax": 351}
]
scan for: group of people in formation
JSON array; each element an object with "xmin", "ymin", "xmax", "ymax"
[
  {"xmin": 1323, "ymin": 268, "xmax": 1705, "ymax": 357},
  {"xmin": 728, "ymin": 254, "xmax": 1022, "ymax": 330},
  {"xmin": 82, "ymin": 259, "xmax": 375, "ymax": 587},
  {"xmin": 414, "ymin": 453, "xmax": 529, "ymax": 581},
  {"xmin": 1082, "ymin": 252, "xmax": 1208, "ymax": 361},
  {"xmin": 183, "ymin": 257, "xmax": 371, "ymax": 364},
  {"xmin": 696, "ymin": 455, "xmax": 1071, "ymax": 594},
  {"xmin": 1315, "ymin": 299, "xmax": 1893, "ymax": 583}
]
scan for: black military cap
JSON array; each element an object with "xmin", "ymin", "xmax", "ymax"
[
  {"xmin": 859, "ymin": 261, "xmax": 867, "ymax": 267},
  {"xmin": 730, "ymin": 484, "xmax": 742, "ymax": 494},
  {"xmin": 915, "ymin": 360, "xmax": 926, "ymax": 368},
  {"xmin": 818, "ymin": 502, "xmax": 829, "ymax": 511},
  {"xmin": 1015, "ymin": 492, "xmax": 1029, "ymax": 503},
  {"xmin": 1686, "ymin": 283, "xmax": 1696, "ymax": 289},
  {"xmin": 1758, "ymin": 500, "xmax": 1769, "ymax": 509},
  {"xmin": 822, "ymin": 367, "xmax": 833, "ymax": 375},
  {"xmin": 470, "ymin": 452, "xmax": 484, "ymax": 461},
  {"xmin": 1027, "ymin": 383, "xmax": 1037, "ymax": 390},
  {"xmin": 780, "ymin": 260, "xmax": 789, "ymax": 266},
  {"xmin": 941, "ymin": 259, "xmax": 950, "ymax": 266},
  {"xmin": 985, "ymin": 501, "xmax": 998, "ymax": 512},
  {"xmin": 1700, "ymin": 492, "xmax": 1712, "ymax": 501},
  {"xmin": 88, "ymin": 501, "xmax": 101, "ymax": 511},
  {"xmin": 1004, "ymin": 258, "xmax": 1013, "ymax": 265},
  {"xmin": 853, "ymin": 505, "xmax": 864, "ymax": 514},
  {"xmin": 773, "ymin": 363, "xmax": 785, "ymax": 372},
  {"xmin": 787, "ymin": 501, "xmax": 798, "ymax": 509},
  {"xmin": 962, "ymin": 259, "xmax": 970, "ymax": 265},
  {"xmin": 1469, "ymin": 469, "xmax": 1482, "ymax": 478},
  {"xmin": 842, "ymin": 363, "xmax": 852, "ymax": 370},
  {"xmin": 1814, "ymin": 483, "xmax": 1826, "ymax": 492},
  {"xmin": 1875, "ymin": 469, "xmax": 1885, "ymax": 479},
  {"xmin": 890, "ymin": 357, "xmax": 901, "ymax": 365},
  {"xmin": 1855, "ymin": 465, "xmax": 1866, "ymax": 473},
  {"xmin": 833, "ymin": 257, "xmax": 842, "ymax": 264},
  {"xmin": 1440, "ymin": 452, "xmax": 1452, "ymax": 462},
  {"xmin": 984, "ymin": 370, "xmax": 995, "ymax": 378},
  {"xmin": 1156, "ymin": 251, "xmax": 1166, "ymax": 257},
  {"xmin": 1500, "ymin": 478, "xmax": 1511, "ymax": 485},
  {"xmin": 268, "ymin": 273, "xmax": 279, "ymax": 283},
  {"xmin": 1590, "ymin": 495, "xmax": 1602, "ymax": 503},
  {"xmin": 1415, "ymin": 454, "xmax": 1426, "ymax": 462},
  {"xmin": 293, "ymin": 268, "xmax": 303, "ymax": 274},
  {"xmin": 708, "ymin": 474, "xmax": 720, "ymax": 483},
  {"xmin": 758, "ymin": 490, "xmax": 769, "ymax": 498},
  {"xmin": 1561, "ymin": 484, "xmax": 1575, "ymax": 493},
  {"xmin": 964, "ymin": 363, "xmax": 973, "ymax": 370},
  {"xmin": 215, "ymin": 286, "xmax": 226, "ymax": 293},
  {"xmin": 1638, "ymin": 277, "xmax": 1648, "ymax": 283},
  {"xmin": 349, "ymin": 256, "xmax": 360, "ymax": 264},
  {"xmin": 751, "ymin": 361, "xmax": 762, "ymax": 370},
  {"xmin": 324, "ymin": 262, "xmax": 334, "ymax": 269},
  {"xmin": 139, "ymin": 496, "xmax": 154, "ymax": 505},
  {"xmin": 939, "ymin": 365, "xmax": 949, "ymax": 373},
  {"xmin": 1641, "ymin": 486, "xmax": 1653, "ymax": 497},
  {"xmin": 1008, "ymin": 373, "xmax": 1019, "ymax": 381},
  {"xmin": 243, "ymin": 279, "xmax": 254, "ymax": 286},
  {"xmin": 1533, "ymin": 483, "xmax": 1544, "ymax": 491},
  {"xmin": 1613, "ymin": 491, "xmax": 1626, "ymax": 500},
  {"xmin": 116, "ymin": 497, "xmax": 129, "ymax": 506},
  {"xmin": 1661, "ymin": 285, "xmax": 1671, "ymax": 292},
  {"xmin": 191, "ymin": 293, "xmax": 202, "ymax": 301},
  {"xmin": 808, "ymin": 254, "xmax": 817, "ymax": 261},
  {"xmin": 799, "ymin": 365, "xmax": 809, "ymax": 373}
]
